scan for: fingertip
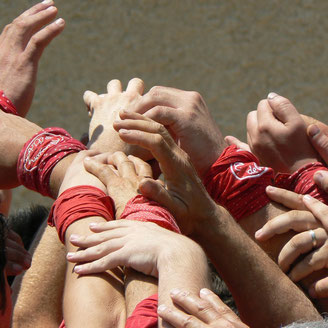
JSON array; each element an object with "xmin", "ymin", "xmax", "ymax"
[
  {"xmin": 309, "ymin": 284, "xmax": 317, "ymax": 299},
  {"xmin": 55, "ymin": 18, "xmax": 65, "ymax": 27},
  {"xmin": 254, "ymin": 228, "xmax": 263, "ymax": 240},
  {"xmin": 308, "ymin": 124, "xmax": 320, "ymax": 138},
  {"xmin": 267, "ymin": 92, "xmax": 278, "ymax": 100},
  {"xmin": 199, "ymin": 288, "xmax": 212, "ymax": 296}
]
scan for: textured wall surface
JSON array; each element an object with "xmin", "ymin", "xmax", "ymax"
[{"xmin": 1, "ymin": 0, "xmax": 328, "ymax": 211}]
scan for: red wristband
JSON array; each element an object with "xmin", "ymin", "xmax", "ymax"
[
  {"xmin": 275, "ymin": 162, "xmax": 328, "ymax": 203},
  {"xmin": 121, "ymin": 195, "xmax": 181, "ymax": 234},
  {"xmin": 125, "ymin": 294, "xmax": 158, "ymax": 328},
  {"xmin": 0, "ymin": 91, "xmax": 18, "ymax": 116},
  {"xmin": 17, "ymin": 127, "xmax": 87, "ymax": 198},
  {"xmin": 48, "ymin": 185, "xmax": 114, "ymax": 243},
  {"xmin": 203, "ymin": 145, "xmax": 274, "ymax": 221}
]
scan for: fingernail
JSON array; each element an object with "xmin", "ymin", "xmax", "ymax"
[
  {"xmin": 266, "ymin": 185, "xmax": 274, "ymax": 193},
  {"xmin": 46, "ymin": 6, "xmax": 56, "ymax": 11},
  {"xmin": 74, "ymin": 265, "xmax": 82, "ymax": 273},
  {"xmin": 314, "ymin": 171, "xmax": 323, "ymax": 183},
  {"xmin": 308, "ymin": 124, "xmax": 320, "ymax": 137},
  {"xmin": 42, "ymin": 0, "xmax": 52, "ymax": 4},
  {"xmin": 200, "ymin": 288, "xmax": 211, "ymax": 296},
  {"xmin": 55, "ymin": 18, "xmax": 65, "ymax": 26},
  {"xmin": 255, "ymin": 229, "xmax": 263, "ymax": 239},
  {"xmin": 84, "ymin": 156, "xmax": 91, "ymax": 161},
  {"xmin": 157, "ymin": 304, "xmax": 167, "ymax": 313},
  {"xmin": 89, "ymin": 222, "xmax": 98, "ymax": 229},
  {"xmin": 70, "ymin": 234, "xmax": 79, "ymax": 242},
  {"xmin": 303, "ymin": 194, "xmax": 313, "ymax": 202},
  {"xmin": 113, "ymin": 120, "xmax": 121, "ymax": 124},
  {"xmin": 267, "ymin": 92, "xmax": 278, "ymax": 99},
  {"xmin": 170, "ymin": 288, "xmax": 181, "ymax": 296},
  {"xmin": 24, "ymin": 257, "xmax": 32, "ymax": 268},
  {"xmin": 119, "ymin": 129, "xmax": 130, "ymax": 134},
  {"xmin": 309, "ymin": 285, "xmax": 317, "ymax": 298}
]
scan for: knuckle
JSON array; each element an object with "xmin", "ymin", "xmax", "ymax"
[
  {"xmin": 181, "ymin": 315, "xmax": 195, "ymax": 328},
  {"xmin": 14, "ymin": 19, "xmax": 27, "ymax": 30},
  {"xmin": 188, "ymin": 91, "xmax": 202, "ymax": 103},
  {"xmin": 153, "ymin": 133, "xmax": 165, "ymax": 147},
  {"xmin": 149, "ymin": 86, "xmax": 163, "ymax": 98}
]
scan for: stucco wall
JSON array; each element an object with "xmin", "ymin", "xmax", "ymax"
[{"xmin": 1, "ymin": 0, "xmax": 327, "ymax": 210}]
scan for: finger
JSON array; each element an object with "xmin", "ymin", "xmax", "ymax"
[
  {"xmin": 5, "ymin": 245, "xmax": 31, "ymax": 272},
  {"xmin": 21, "ymin": 0, "xmax": 55, "ymax": 17},
  {"xmin": 135, "ymin": 86, "xmax": 188, "ymax": 114},
  {"xmin": 107, "ymin": 79, "xmax": 122, "ymax": 94},
  {"xmin": 157, "ymin": 304, "xmax": 204, "ymax": 328},
  {"xmin": 126, "ymin": 78, "xmax": 144, "ymax": 95},
  {"xmin": 112, "ymin": 151, "xmax": 137, "ymax": 179},
  {"xmin": 83, "ymin": 90, "xmax": 98, "ymax": 114},
  {"xmin": 255, "ymin": 210, "xmax": 321, "ymax": 241},
  {"xmin": 73, "ymin": 252, "xmax": 124, "ymax": 275},
  {"xmin": 139, "ymin": 179, "xmax": 175, "ymax": 209},
  {"xmin": 265, "ymin": 186, "xmax": 306, "ymax": 210},
  {"xmin": 257, "ymin": 98, "xmax": 283, "ymax": 130},
  {"xmin": 127, "ymin": 155, "xmax": 153, "ymax": 178},
  {"xmin": 84, "ymin": 157, "xmax": 117, "ymax": 186},
  {"xmin": 144, "ymin": 105, "xmax": 181, "ymax": 127},
  {"xmin": 88, "ymin": 219, "xmax": 139, "ymax": 233},
  {"xmin": 25, "ymin": 18, "xmax": 65, "ymax": 61},
  {"xmin": 303, "ymin": 195, "xmax": 328, "ymax": 231},
  {"xmin": 278, "ymin": 228, "xmax": 327, "ymax": 272},
  {"xmin": 246, "ymin": 110, "xmax": 258, "ymax": 148},
  {"xmin": 68, "ymin": 229, "xmax": 126, "ymax": 249},
  {"xmin": 224, "ymin": 136, "xmax": 250, "ymax": 152},
  {"xmin": 289, "ymin": 243, "xmax": 328, "ymax": 282},
  {"xmin": 308, "ymin": 124, "xmax": 328, "ymax": 164},
  {"xmin": 267, "ymin": 93, "xmax": 301, "ymax": 124},
  {"xmin": 309, "ymin": 277, "xmax": 328, "ymax": 299},
  {"xmin": 313, "ymin": 170, "xmax": 328, "ymax": 193},
  {"xmin": 67, "ymin": 238, "xmax": 124, "ymax": 263}
]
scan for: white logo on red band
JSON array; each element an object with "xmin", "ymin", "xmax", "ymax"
[
  {"xmin": 230, "ymin": 162, "xmax": 268, "ymax": 181},
  {"xmin": 23, "ymin": 132, "xmax": 64, "ymax": 172}
]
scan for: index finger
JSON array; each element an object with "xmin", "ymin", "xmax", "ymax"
[{"xmin": 265, "ymin": 186, "xmax": 306, "ymax": 210}]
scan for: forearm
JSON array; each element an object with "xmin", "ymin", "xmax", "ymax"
[
  {"xmin": 64, "ymin": 217, "xmax": 126, "ymax": 328},
  {"xmin": 194, "ymin": 206, "xmax": 321, "ymax": 328},
  {"xmin": 157, "ymin": 239, "xmax": 212, "ymax": 327}
]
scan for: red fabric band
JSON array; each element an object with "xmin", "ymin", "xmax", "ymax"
[
  {"xmin": 0, "ymin": 91, "xmax": 18, "ymax": 116},
  {"xmin": 203, "ymin": 145, "xmax": 274, "ymax": 221},
  {"xmin": 48, "ymin": 185, "xmax": 114, "ymax": 243},
  {"xmin": 17, "ymin": 127, "xmax": 87, "ymax": 198},
  {"xmin": 121, "ymin": 195, "xmax": 181, "ymax": 234},
  {"xmin": 275, "ymin": 162, "xmax": 328, "ymax": 204},
  {"xmin": 125, "ymin": 294, "xmax": 158, "ymax": 328}
]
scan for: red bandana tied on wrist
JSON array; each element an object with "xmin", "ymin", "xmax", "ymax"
[
  {"xmin": 275, "ymin": 162, "xmax": 328, "ymax": 204},
  {"xmin": 121, "ymin": 195, "xmax": 181, "ymax": 233},
  {"xmin": 17, "ymin": 127, "xmax": 87, "ymax": 198},
  {"xmin": 203, "ymin": 145, "xmax": 274, "ymax": 221},
  {"xmin": 0, "ymin": 91, "xmax": 18, "ymax": 116},
  {"xmin": 48, "ymin": 185, "xmax": 114, "ymax": 243}
]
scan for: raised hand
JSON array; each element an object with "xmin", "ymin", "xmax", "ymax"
[
  {"xmin": 247, "ymin": 93, "xmax": 318, "ymax": 173},
  {"xmin": 133, "ymin": 86, "xmax": 225, "ymax": 177},
  {"xmin": 0, "ymin": 0, "xmax": 65, "ymax": 117}
]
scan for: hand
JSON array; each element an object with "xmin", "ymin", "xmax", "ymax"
[
  {"xmin": 157, "ymin": 288, "xmax": 248, "ymax": 328},
  {"xmin": 133, "ymin": 86, "xmax": 226, "ymax": 177},
  {"xmin": 84, "ymin": 151, "xmax": 151, "ymax": 217},
  {"xmin": 5, "ymin": 228, "xmax": 31, "ymax": 276},
  {"xmin": 84, "ymin": 78, "xmax": 151, "ymax": 160},
  {"xmin": 258, "ymin": 186, "xmax": 328, "ymax": 298},
  {"xmin": 67, "ymin": 220, "xmax": 201, "ymax": 278},
  {"xmin": 247, "ymin": 93, "xmax": 318, "ymax": 173},
  {"xmin": 0, "ymin": 1, "xmax": 65, "ymax": 117},
  {"xmin": 112, "ymin": 111, "xmax": 219, "ymax": 236}
]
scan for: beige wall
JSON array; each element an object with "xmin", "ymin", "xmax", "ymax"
[{"xmin": 1, "ymin": 0, "xmax": 328, "ymax": 211}]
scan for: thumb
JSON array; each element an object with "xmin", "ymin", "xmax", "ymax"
[
  {"xmin": 307, "ymin": 124, "xmax": 328, "ymax": 164},
  {"xmin": 84, "ymin": 157, "xmax": 115, "ymax": 187},
  {"xmin": 313, "ymin": 170, "xmax": 328, "ymax": 193},
  {"xmin": 224, "ymin": 135, "xmax": 250, "ymax": 152},
  {"xmin": 139, "ymin": 178, "xmax": 175, "ymax": 211}
]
